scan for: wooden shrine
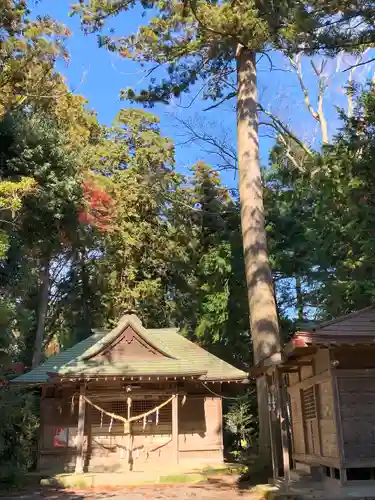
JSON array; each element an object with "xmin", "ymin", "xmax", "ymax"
[
  {"xmin": 252, "ymin": 305, "xmax": 375, "ymax": 485},
  {"xmin": 12, "ymin": 312, "xmax": 248, "ymax": 473}
]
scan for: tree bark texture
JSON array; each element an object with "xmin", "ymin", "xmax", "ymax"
[
  {"xmin": 236, "ymin": 46, "xmax": 281, "ymax": 364},
  {"xmin": 32, "ymin": 258, "xmax": 50, "ymax": 368},
  {"xmin": 236, "ymin": 47, "xmax": 281, "ymax": 459}
]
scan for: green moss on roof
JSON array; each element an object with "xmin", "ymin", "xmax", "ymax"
[{"xmin": 12, "ymin": 320, "xmax": 247, "ymax": 384}]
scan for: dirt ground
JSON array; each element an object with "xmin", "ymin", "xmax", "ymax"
[{"xmin": 1, "ymin": 476, "xmax": 267, "ymax": 500}]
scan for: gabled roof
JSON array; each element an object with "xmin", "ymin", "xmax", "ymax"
[
  {"xmin": 250, "ymin": 304, "xmax": 375, "ymax": 376},
  {"xmin": 12, "ymin": 314, "xmax": 248, "ymax": 385},
  {"xmin": 287, "ymin": 303, "xmax": 375, "ymax": 353}
]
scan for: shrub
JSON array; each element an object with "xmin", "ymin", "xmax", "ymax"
[
  {"xmin": 224, "ymin": 390, "xmax": 258, "ymax": 463},
  {"xmin": 0, "ymin": 386, "xmax": 39, "ymax": 487}
]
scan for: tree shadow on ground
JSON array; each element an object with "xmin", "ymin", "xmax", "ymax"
[
  {"xmin": 188, "ymin": 470, "xmax": 271, "ymax": 496},
  {"xmin": 0, "ymin": 486, "xmax": 120, "ymax": 500}
]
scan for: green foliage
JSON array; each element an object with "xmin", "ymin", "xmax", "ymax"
[
  {"xmin": 0, "ymin": 387, "xmax": 39, "ymax": 487},
  {"xmin": 73, "ymin": 0, "xmax": 375, "ymax": 111},
  {"xmin": 266, "ymin": 84, "xmax": 375, "ymax": 321},
  {"xmin": 0, "ymin": 111, "xmax": 84, "ymax": 254},
  {"xmin": 161, "ymin": 162, "xmax": 250, "ymax": 367},
  {"xmin": 224, "ymin": 392, "xmax": 258, "ymax": 462},
  {"xmin": 0, "ymin": 1, "xmax": 71, "ymax": 117}
]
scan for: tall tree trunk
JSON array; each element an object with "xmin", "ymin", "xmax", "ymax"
[
  {"xmin": 236, "ymin": 46, "xmax": 281, "ymax": 460},
  {"xmin": 79, "ymin": 246, "xmax": 91, "ymax": 340},
  {"xmin": 295, "ymin": 276, "xmax": 304, "ymax": 323},
  {"xmin": 32, "ymin": 258, "xmax": 50, "ymax": 368}
]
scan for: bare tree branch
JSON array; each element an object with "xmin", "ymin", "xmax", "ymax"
[
  {"xmin": 277, "ymin": 133, "xmax": 304, "ymax": 171},
  {"xmin": 289, "ymin": 53, "xmax": 320, "ymax": 121},
  {"xmin": 258, "ymin": 102, "xmax": 314, "ymax": 158},
  {"xmin": 289, "ymin": 53, "xmax": 330, "ymax": 144},
  {"xmin": 171, "ymin": 113, "xmax": 238, "ymax": 171},
  {"xmin": 203, "ymin": 91, "xmax": 236, "ymax": 111},
  {"xmin": 343, "ymin": 56, "xmax": 375, "ymax": 73},
  {"xmin": 310, "ymin": 58, "xmax": 329, "ymax": 144}
]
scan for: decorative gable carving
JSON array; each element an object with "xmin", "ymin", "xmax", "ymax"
[{"xmin": 96, "ymin": 326, "xmax": 165, "ymax": 362}]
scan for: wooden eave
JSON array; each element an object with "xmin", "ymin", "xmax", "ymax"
[
  {"xmin": 287, "ymin": 331, "xmax": 375, "ymax": 350},
  {"xmin": 249, "ymin": 331, "xmax": 375, "ymax": 378},
  {"xmin": 44, "ymin": 372, "xmax": 250, "ymax": 384}
]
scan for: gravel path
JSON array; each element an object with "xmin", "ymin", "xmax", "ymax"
[{"xmin": 1, "ymin": 477, "xmax": 265, "ymax": 500}]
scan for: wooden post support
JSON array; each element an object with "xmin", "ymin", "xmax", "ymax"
[
  {"xmin": 85, "ymin": 398, "xmax": 92, "ymax": 472},
  {"xmin": 266, "ymin": 374, "xmax": 278, "ymax": 482},
  {"xmin": 172, "ymin": 393, "xmax": 179, "ymax": 464},
  {"xmin": 275, "ymin": 369, "xmax": 291, "ymax": 483},
  {"xmin": 127, "ymin": 396, "xmax": 133, "ymax": 471},
  {"xmin": 75, "ymin": 384, "xmax": 86, "ymax": 474}
]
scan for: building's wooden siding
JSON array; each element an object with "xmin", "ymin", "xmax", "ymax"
[
  {"xmin": 179, "ymin": 396, "xmax": 222, "ymax": 451},
  {"xmin": 314, "ymin": 349, "xmax": 330, "ymax": 375},
  {"xmin": 318, "ymin": 379, "xmax": 338, "ymax": 458},
  {"xmin": 332, "ymin": 346, "xmax": 375, "ymax": 370},
  {"xmin": 289, "ymin": 387, "xmax": 305, "ymax": 455},
  {"xmin": 300, "ymin": 363, "xmax": 314, "ymax": 380},
  {"xmin": 38, "ymin": 392, "xmax": 223, "ymax": 472},
  {"xmin": 337, "ymin": 374, "xmax": 375, "ymax": 463},
  {"xmin": 287, "ymin": 352, "xmax": 338, "ymax": 465},
  {"xmin": 288, "ymin": 371, "xmax": 299, "ymax": 386}
]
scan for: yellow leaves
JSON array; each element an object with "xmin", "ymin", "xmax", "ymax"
[{"xmin": 0, "ymin": 178, "xmax": 36, "ymax": 215}]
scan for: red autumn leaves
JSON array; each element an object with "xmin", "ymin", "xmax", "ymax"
[{"xmin": 79, "ymin": 177, "xmax": 115, "ymax": 233}]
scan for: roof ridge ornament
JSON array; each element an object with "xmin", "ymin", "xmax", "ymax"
[{"xmin": 119, "ymin": 309, "xmax": 142, "ymax": 327}]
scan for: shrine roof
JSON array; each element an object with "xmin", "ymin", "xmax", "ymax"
[
  {"xmin": 11, "ymin": 314, "xmax": 248, "ymax": 384},
  {"xmin": 249, "ymin": 304, "xmax": 375, "ymax": 377},
  {"xmin": 285, "ymin": 303, "xmax": 375, "ymax": 352}
]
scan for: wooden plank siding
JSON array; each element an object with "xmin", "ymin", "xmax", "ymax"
[
  {"xmin": 336, "ymin": 374, "xmax": 375, "ymax": 465},
  {"xmin": 38, "ymin": 390, "xmax": 223, "ymax": 473},
  {"xmin": 287, "ymin": 351, "xmax": 339, "ymax": 467},
  {"xmin": 332, "ymin": 346, "xmax": 375, "ymax": 370}
]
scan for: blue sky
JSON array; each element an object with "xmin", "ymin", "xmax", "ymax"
[{"xmin": 32, "ymin": 1, "xmax": 374, "ymax": 190}]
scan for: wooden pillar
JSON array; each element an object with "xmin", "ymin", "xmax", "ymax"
[
  {"xmin": 127, "ymin": 396, "xmax": 133, "ymax": 471},
  {"xmin": 84, "ymin": 400, "xmax": 92, "ymax": 472},
  {"xmin": 75, "ymin": 384, "xmax": 86, "ymax": 474},
  {"xmin": 266, "ymin": 373, "xmax": 278, "ymax": 481},
  {"xmin": 275, "ymin": 368, "xmax": 291, "ymax": 483},
  {"xmin": 172, "ymin": 393, "xmax": 179, "ymax": 464},
  {"xmin": 331, "ymin": 371, "xmax": 346, "ymax": 484}
]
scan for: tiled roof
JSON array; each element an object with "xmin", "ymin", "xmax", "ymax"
[{"xmin": 11, "ymin": 316, "xmax": 248, "ymax": 384}]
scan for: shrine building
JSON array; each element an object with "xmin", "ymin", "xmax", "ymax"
[
  {"xmin": 252, "ymin": 304, "xmax": 375, "ymax": 486},
  {"xmin": 12, "ymin": 311, "xmax": 248, "ymax": 474}
]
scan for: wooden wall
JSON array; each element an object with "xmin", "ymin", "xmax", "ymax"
[
  {"xmin": 38, "ymin": 390, "xmax": 223, "ymax": 473},
  {"xmin": 336, "ymin": 372, "xmax": 375, "ymax": 465},
  {"xmin": 287, "ymin": 349, "xmax": 339, "ymax": 467}
]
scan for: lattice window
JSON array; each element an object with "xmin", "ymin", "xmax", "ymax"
[
  {"xmin": 302, "ymin": 386, "xmax": 317, "ymax": 420},
  {"xmin": 90, "ymin": 401, "xmax": 116, "ymax": 425},
  {"xmin": 111, "ymin": 400, "xmax": 128, "ymax": 418},
  {"xmin": 132, "ymin": 399, "xmax": 171, "ymax": 424},
  {"xmin": 89, "ymin": 398, "xmax": 171, "ymax": 425}
]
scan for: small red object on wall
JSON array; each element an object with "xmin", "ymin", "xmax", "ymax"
[{"xmin": 54, "ymin": 428, "xmax": 68, "ymax": 447}]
